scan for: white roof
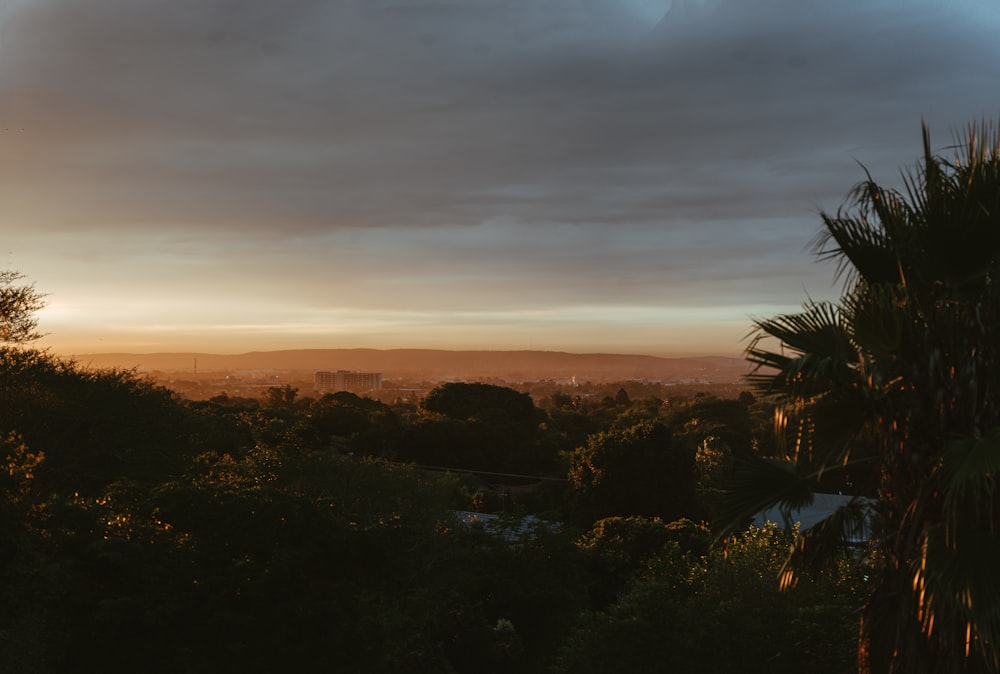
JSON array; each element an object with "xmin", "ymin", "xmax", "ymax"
[{"xmin": 753, "ymin": 493, "xmax": 874, "ymax": 543}]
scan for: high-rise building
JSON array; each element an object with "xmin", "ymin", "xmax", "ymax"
[{"xmin": 315, "ymin": 370, "xmax": 383, "ymax": 394}]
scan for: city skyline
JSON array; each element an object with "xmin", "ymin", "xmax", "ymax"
[{"xmin": 3, "ymin": 0, "xmax": 1000, "ymax": 357}]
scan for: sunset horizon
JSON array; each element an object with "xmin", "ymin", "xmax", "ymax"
[
  {"xmin": 5, "ymin": 0, "xmax": 999, "ymax": 369},
  {"xmin": 34, "ymin": 307, "xmax": 753, "ymax": 359},
  {"xmin": 38, "ymin": 333, "xmax": 747, "ymax": 361}
]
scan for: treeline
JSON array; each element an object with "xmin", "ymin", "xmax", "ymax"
[{"xmin": 1, "ymin": 346, "xmax": 866, "ymax": 673}]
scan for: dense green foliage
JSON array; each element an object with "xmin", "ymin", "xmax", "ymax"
[
  {"xmin": 556, "ymin": 523, "xmax": 864, "ymax": 674},
  {"xmin": 568, "ymin": 420, "xmax": 698, "ymax": 524},
  {"xmin": 0, "ymin": 286, "xmax": 864, "ymax": 671},
  {"xmin": 1, "ymin": 348, "xmax": 200, "ymax": 495},
  {"xmin": 401, "ymin": 382, "xmax": 554, "ymax": 475},
  {"xmin": 1, "ymin": 350, "xmax": 591, "ymax": 672}
]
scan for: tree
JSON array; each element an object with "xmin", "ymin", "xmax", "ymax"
[
  {"xmin": 0, "ymin": 271, "xmax": 45, "ymax": 345},
  {"xmin": 421, "ymin": 382, "xmax": 537, "ymax": 434},
  {"xmin": 576, "ymin": 516, "xmax": 710, "ymax": 610},
  {"xmin": 282, "ymin": 391, "xmax": 401, "ymax": 457},
  {"xmin": 554, "ymin": 523, "xmax": 863, "ymax": 674},
  {"xmin": 264, "ymin": 384, "xmax": 299, "ymax": 410},
  {"xmin": 735, "ymin": 122, "xmax": 1000, "ymax": 673},
  {"xmin": 667, "ymin": 395, "xmax": 755, "ymax": 460},
  {"xmin": 411, "ymin": 383, "xmax": 553, "ymax": 474},
  {"xmin": 0, "ymin": 348, "xmax": 204, "ymax": 495},
  {"xmin": 568, "ymin": 420, "xmax": 697, "ymax": 525}
]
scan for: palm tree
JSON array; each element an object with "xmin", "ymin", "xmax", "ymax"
[{"xmin": 731, "ymin": 121, "xmax": 1000, "ymax": 673}]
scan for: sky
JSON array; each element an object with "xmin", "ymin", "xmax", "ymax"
[{"xmin": 3, "ymin": 0, "xmax": 1000, "ymax": 357}]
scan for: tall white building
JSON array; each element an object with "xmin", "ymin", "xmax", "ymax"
[{"xmin": 315, "ymin": 370, "xmax": 383, "ymax": 394}]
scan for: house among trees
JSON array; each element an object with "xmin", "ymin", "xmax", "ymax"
[{"xmin": 753, "ymin": 493, "xmax": 874, "ymax": 548}]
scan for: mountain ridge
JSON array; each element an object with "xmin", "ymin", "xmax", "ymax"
[{"xmin": 65, "ymin": 348, "xmax": 750, "ymax": 383}]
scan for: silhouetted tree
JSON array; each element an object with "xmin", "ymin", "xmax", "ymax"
[
  {"xmin": 0, "ymin": 348, "xmax": 198, "ymax": 495},
  {"xmin": 408, "ymin": 383, "xmax": 554, "ymax": 474},
  {"xmin": 421, "ymin": 382, "xmax": 537, "ymax": 435},
  {"xmin": 0, "ymin": 271, "xmax": 45, "ymax": 345},
  {"xmin": 734, "ymin": 121, "xmax": 1000, "ymax": 673},
  {"xmin": 568, "ymin": 420, "xmax": 697, "ymax": 525}
]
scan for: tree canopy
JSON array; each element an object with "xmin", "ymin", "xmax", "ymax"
[
  {"xmin": 569, "ymin": 420, "xmax": 697, "ymax": 525},
  {"xmin": 0, "ymin": 271, "xmax": 45, "ymax": 345},
  {"xmin": 421, "ymin": 382, "xmax": 536, "ymax": 432}
]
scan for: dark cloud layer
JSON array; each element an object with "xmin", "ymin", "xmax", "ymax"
[{"xmin": 3, "ymin": 0, "xmax": 999, "ymax": 354}]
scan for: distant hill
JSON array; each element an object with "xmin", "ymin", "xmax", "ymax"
[{"xmin": 68, "ymin": 349, "xmax": 751, "ymax": 384}]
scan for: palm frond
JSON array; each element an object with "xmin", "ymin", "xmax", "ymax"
[
  {"xmin": 941, "ymin": 428, "xmax": 1000, "ymax": 537},
  {"xmin": 799, "ymin": 387, "xmax": 873, "ymax": 468},
  {"xmin": 856, "ymin": 179, "xmax": 918, "ymax": 252},
  {"xmin": 749, "ymin": 302, "xmax": 852, "ymax": 357},
  {"xmin": 815, "ymin": 209, "xmax": 900, "ymax": 287},
  {"xmin": 780, "ymin": 496, "xmax": 874, "ymax": 589},
  {"xmin": 842, "ymin": 283, "xmax": 908, "ymax": 365},
  {"xmin": 746, "ymin": 303, "xmax": 859, "ymax": 405},
  {"xmin": 903, "ymin": 121, "xmax": 1000, "ymax": 290},
  {"xmin": 916, "ymin": 520, "xmax": 1000, "ymax": 669},
  {"xmin": 715, "ymin": 456, "xmax": 813, "ymax": 537}
]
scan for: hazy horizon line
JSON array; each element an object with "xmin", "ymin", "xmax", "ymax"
[{"xmin": 48, "ymin": 345, "xmax": 745, "ymax": 360}]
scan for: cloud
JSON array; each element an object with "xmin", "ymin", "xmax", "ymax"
[{"xmin": 4, "ymin": 0, "xmax": 1000, "ymax": 354}]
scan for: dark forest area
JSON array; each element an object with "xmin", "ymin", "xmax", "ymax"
[{"xmin": 0, "ymin": 335, "xmax": 865, "ymax": 673}]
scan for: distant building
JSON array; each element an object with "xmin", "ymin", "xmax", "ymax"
[{"xmin": 315, "ymin": 370, "xmax": 383, "ymax": 394}]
